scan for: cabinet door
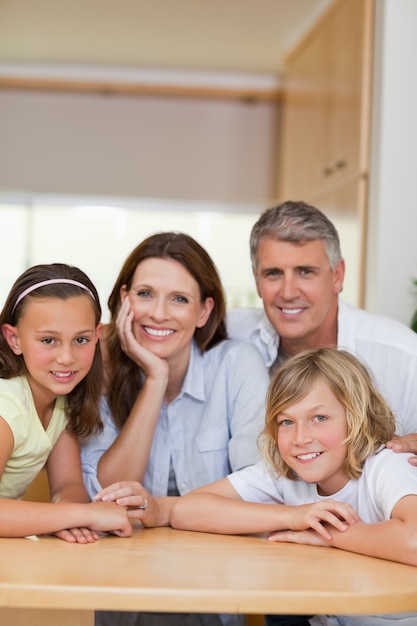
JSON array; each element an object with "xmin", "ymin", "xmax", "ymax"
[
  {"xmin": 312, "ymin": 174, "xmax": 368, "ymax": 307},
  {"xmin": 279, "ymin": 0, "xmax": 373, "ymax": 200}
]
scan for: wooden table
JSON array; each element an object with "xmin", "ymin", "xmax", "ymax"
[{"xmin": 1, "ymin": 526, "xmax": 417, "ymax": 626}]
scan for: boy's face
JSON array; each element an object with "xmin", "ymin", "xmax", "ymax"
[{"xmin": 276, "ymin": 378, "xmax": 348, "ymax": 496}]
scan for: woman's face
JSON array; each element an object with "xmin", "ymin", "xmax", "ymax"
[{"xmin": 122, "ymin": 257, "xmax": 214, "ymax": 366}]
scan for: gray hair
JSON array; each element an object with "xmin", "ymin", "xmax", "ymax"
[{"xmin": 250, "ymin": 201, "xmax": 342, "ymax": 271}]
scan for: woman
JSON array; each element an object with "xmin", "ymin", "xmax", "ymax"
[{"xmin": 81, "ymin": 232, "xmax": 269, "ymax": 626}]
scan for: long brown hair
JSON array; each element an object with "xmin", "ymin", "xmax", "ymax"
[
  {"xmin": 0, "ymin": 263, "xmax": 103, "ymax": 437},
  {"xmin": 106, "ymin": 232, "xmax": 228, "ymax": 428},
  {"xmin": 261, "ymin": 348, "xmax": 396, "ymax": 480}
]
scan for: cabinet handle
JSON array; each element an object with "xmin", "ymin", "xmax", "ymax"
[{"xmin": 320, "ymin": 159, "xmax": 347, "ymax": 176}]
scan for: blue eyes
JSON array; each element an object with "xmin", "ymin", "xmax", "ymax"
[
  {"xmin": 136, "ymin": 291, "xmax": 188, "ymax": 303},
  {"xmin": 277, "ymin": 415, "xmax": 328, "ymax": 427}
]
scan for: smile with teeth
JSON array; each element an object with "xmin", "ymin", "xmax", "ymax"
[
  {"xmin": 280, "ymin": 307, "xmax": 304, "ymax": 315},
  {"xmin": 52, "ymin": 371, "xmax": 76, "ymax": 378},
  {"xmin": 296, "ymin": 452, "xmax": 323, "ymax": 461},
  {"xmin": 144, "ymin": 326, "xmax": 175, "ymax": 337}
]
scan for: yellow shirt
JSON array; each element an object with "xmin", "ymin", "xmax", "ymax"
[{"xmin": 0, "ymin": 376, "xmax": 68, "ymax": 499}]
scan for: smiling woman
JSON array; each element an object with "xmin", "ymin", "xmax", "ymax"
[{"xmin": 80, "ymin": 231, "xmax": 270, "ymax": 626}]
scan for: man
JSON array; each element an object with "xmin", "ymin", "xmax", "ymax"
[
  {"xmin": 228, "ymin": 200, "xmax": 417, "ymax": 626},
  {"xmin": 228, "ymin": 200, "xmax": 417, "ymax": 459}
]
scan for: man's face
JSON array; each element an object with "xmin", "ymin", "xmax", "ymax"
[{"xmin": 254, "ymin": 238, "xmax": 345, "ymax": 353}]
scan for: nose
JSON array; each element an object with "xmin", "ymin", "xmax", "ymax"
[
  {"xmin": 280, "ymin": 273, "xmax": 299, "ymax": 301},
  {"xmin": 293, "ymin": 422, "xmax": 313, "ymax": 446},
  {"xmin": 56, "ymin": 343, "xmax": 75, "ymax": 366},
  {"xmin": 150, "ymin": 297, "xmax": 169, "ymax": 322}
]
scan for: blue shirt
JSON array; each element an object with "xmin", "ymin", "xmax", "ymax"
[{"xmin": 81, "ymin": 339, "xmax": 269, "ymax": 498}]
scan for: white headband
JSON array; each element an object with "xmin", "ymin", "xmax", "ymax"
[{"xmin": 12, "ymin": 279, "xmax": 95, "ymax": 315}]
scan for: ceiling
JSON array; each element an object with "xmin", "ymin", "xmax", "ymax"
[{"xmin": 0, "ymin": 0, "xmax": 333, "ymax": 76}]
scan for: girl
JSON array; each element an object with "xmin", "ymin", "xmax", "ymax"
[
  {"xmin": 106, "ymin": 348, "xmax": 417, "ymax": 625},
  {"xmin": 0, "ymin": 263, "xmax": 131, "ymax": 542}
]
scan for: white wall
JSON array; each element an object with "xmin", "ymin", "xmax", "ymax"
[
  {"xmin": 0, "ymin": 89, "xmax": 279, "ymax": 202},
  {"xmin": 366, "ymin": 0, "xmax": 417, "ymax": 325}
]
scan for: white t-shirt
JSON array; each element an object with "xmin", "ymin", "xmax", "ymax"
[
  {"xmin": 227, "ymin": 300, "xmax": 417, "ymax": 437},
  {"xmin": 228, "ymin": 448, "xmax": 417, "ymax": 626}
]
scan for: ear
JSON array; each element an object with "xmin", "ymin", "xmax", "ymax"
[
  {"xmin": 94, "ymin": 322, "xmax": 103, "ymax": 344},
  {"xmin": 120, "ymin": 285, "xmax": 128, "ymax": 303},
  {"xmin": 196, "ymin": 297, "xmax": 215, "ymax": 329},
  {"xmin": 253, "ymin": 268, "xmax": 262, "ymax": 299},
  {"xmin": 333, "ymin": 259, "xmax": 345, "ymax": 294},
  {"xmin": 1, "ymin": 324, "xmax": 23, "ymax": 355}
]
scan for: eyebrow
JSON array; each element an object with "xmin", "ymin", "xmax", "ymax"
[
  {"xmin": 260, "ymin": 264, "xmax": 320, "ymax": 273},
  {"xmin": 34, "ymin": 328, "xmax": 95, "ymax": 335},
  {"xmin": 131, "ymin": 283, "xmax": 196, "ymax": 298},
  {"xmin": 279, "ymin": 404, "xmax": 327, "ymax": 417}
]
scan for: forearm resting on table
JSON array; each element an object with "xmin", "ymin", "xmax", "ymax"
[
  {"xmin": 170, "ymin": 493, "xmax": 294, "ymax": 534},
  {"xmin": 326, "ymin": 518, "xmax": 417, "ymax": 566},
  {"xmin": 0, "ymin": 499, "xmax": 101, "ymax": 537}
]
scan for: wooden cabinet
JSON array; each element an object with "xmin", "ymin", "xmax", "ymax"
[
  {"xmin": 278, "ymin": 0, "xmax": 374, "ymax": 306},
  {"xmin": 278, "ymin": 0, "xmax": 374, "ymax": 200}
]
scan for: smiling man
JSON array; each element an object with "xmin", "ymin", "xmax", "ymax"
[{"xmin": 228, "ymin": 201, "xmax": 417, "ymax": 456}]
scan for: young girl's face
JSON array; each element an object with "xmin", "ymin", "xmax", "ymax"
[
  {"xmin": 4, "ymin": 295, "xmax": 101, "ymax": 406},
  {"xmin": 121, "ymin": 257, "xmax": 214, "ymax": 366},
  {"xmin": 276, "ymin": 378, "xmax": 349, "ymax": 496}
]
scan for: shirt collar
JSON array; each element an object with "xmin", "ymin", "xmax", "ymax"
[
  {"xmin": 257, "ymin": 313, "xmax": 280, "ymax": 367},
  {"xmin": 177, "ymin": 339, "xmax": 206, "ymax": 402}
]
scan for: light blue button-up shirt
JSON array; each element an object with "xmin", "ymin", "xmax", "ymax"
[{"xmin": 81, "ymin": 338, "xmax": 269, "ymax": 499}]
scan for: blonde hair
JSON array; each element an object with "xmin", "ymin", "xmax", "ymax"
[{"xmin": 261, "ymin": 348, "xmax": 396, "ymax": 480}]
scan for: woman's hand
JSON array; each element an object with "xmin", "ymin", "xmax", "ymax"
[
  {"xmin": 95, "ymin": 481, "xmax": 174, "ymax": 528},
  {"xmin": 116, "ymin": 297, "xmax": 169, "ymax": 380},
  {"xmin": 285, "ymin": 499, "xmax": 359, "ymax": 541},
  {"xmin": 53, "ymin": 502, "xmax": 132, "ymax": 543}
]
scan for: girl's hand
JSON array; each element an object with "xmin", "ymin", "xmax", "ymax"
[
  {"xmin": 52, "ymin": 502, "xmax": 132, "ymax": 542},
  {"xmin": 95, "ymin": 481, "xmax": 167, "ymax": 527},
  {"xmin": 269, "ymin": 527, "xmax": 327, "ymax": 546},
  {"xmin": 86, "ymin": 501, "xmax": 132, "ymax": 537},
  {"xmin": 116, "ymin": 298, "xmax": 169, "ymax": 379},
  {"xmin": 54, "ymin": 527, "xmax": 100, "ymax": 543},
  {"xmin": 286, "ymin": 500, "xmax": 359, "ymax": 541}
]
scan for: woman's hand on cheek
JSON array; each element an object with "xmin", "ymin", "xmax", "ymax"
[{"xmin": 116, "ymin": 298, "xmax": 169, "ymax": 380}]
